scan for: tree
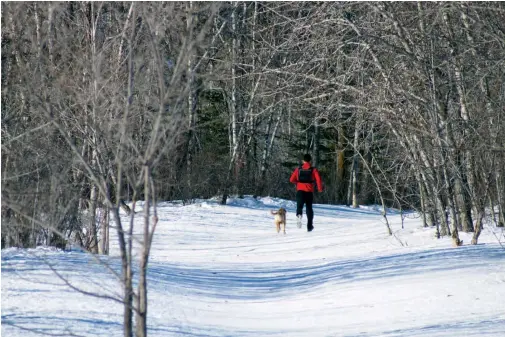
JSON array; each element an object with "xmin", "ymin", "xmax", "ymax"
[{"xmin": 2, "ymin": 3, "xmax": 222, "ymax": 336}]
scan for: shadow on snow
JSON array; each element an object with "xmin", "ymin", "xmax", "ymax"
[{"xmin": 147, "ymin": 245, "xmax": 504, "ymax": 300}]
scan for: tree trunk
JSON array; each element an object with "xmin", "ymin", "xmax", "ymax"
[
  {"xmin": 471, "ymin": 210, "xmax": 485, "ymax": 245},
  {"xmin": 336, "ymin": 124, "xmax": 346, "ymax": 203},
  {"xmin": 89, "ymin": 182, "xmax": 99, "ymax": 253},
  {"xmin": 230, "ymin": 3, "xmax": 238, "ymax": 157},
  {"xmin": 88, "ymin": 2, "xmax": 101, "ymax": 254},
  {"xmin": 222, "ymin": 2, "xmax": 239, "ymax": 204},
  {"xmin": 348, "ymin": 119, "xmax": 360, "ymax": 208},
  {"xmin": 436, "ymin": 126, "xmax": 458, "ymax": 239},
  {"xmin": 186, "ymin": 1, "xmax": 196, "ymax": 199},
  {"xmin": 257, "ymin": 110, "xmax": 281, "ymax": 196},
  {"xmin": 257, "ymin": 113, "xmax": 273, "ymax": 196},
  {"xmin": 436, "ymin": 189, "xmax": 449, "ymax": 237},
  {"xmin": 313, "ymin": 118, "xmax": 320, "ymax": 168},
  {"xmin": 100, "ymin": 182, "xmax": 110, "ymax": 255},
  {"xmin": 496, "ymin": 169, "xmax": 505, "ymax": 227},
  {"xmin": 416, "ymin": 172, "xmax": 428, "ymax": 228},
  {"xmin": 136, "ymin": 167, "xmax": 150, "ymax": 337},
  {"xmin": 111, "ymin": 206, "xmax": 133, "ymax": 337}
]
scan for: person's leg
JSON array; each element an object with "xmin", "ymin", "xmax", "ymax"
[
  {"xmin": 306, "ymin": 192, "xmax": 314, "ymax": 231},
  {"xmin": 296, "ymin": 190, "xmax": 304, "ymax": 228},
  {"xmin": 296, "ymin": 190, "xmax": 305, "ymax": 217}
]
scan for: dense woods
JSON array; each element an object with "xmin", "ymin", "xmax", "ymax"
[
  {"xmin": 2, "ymin": 2, "xmax": 504, "ymax": 336},
  {"xmin": 2, "ymin": 1, "xmax": 505, "ymax": 249}
]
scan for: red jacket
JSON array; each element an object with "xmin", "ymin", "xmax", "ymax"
[{"xmin": 290, "ymin": 162, "xmax": 323, "ymax": 192}]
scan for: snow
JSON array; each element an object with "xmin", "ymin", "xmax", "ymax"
[{"xmin": 2, "ymin": 196, "xmax": 505, "ymax": 336}]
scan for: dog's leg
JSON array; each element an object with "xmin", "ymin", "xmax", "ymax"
[
  {"xmin": 282, "ymin": 222, "xmax": 286, "ymax": 234},
  {"xmin": 276, "ymin": 221, "xmax": 280, "ymax": 233}
]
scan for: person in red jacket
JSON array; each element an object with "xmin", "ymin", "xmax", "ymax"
[{"xmin": 289, "ymin": 153, "xmax": 323, "ymax": 232}]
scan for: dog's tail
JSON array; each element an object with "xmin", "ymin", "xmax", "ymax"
[{"xmin": 271, "ymin": 210, "xmax": 278, "ymax": 215}]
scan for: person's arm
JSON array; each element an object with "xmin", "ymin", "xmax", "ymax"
[
  {"xmin": 289, "ymin": 168, "xmax": 299, "ymax": 184},
  {"xmin": 313, "ymin": 168, "xmax": 323, "ymax": 192}
]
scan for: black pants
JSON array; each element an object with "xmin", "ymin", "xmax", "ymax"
[{"xmin": 296, "ymin": 191, "xmax": 314, "ymax": 228}]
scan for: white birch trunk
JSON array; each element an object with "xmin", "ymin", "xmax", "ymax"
[
  {"xmin": 88, "ymin": 2, "xmax": 100, "ymax": 254},
  {"xmin": 186, "ymin": 1, "xmax": 196, "ymax": 196},
  {"xmin": 351, "ymin": 121, "xmax": 359, "ymax": 208},
  {"xmin": 230, "ymin": 2, "xmax": 238, "ymax": 156}
]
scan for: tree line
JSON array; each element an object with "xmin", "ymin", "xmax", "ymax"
[{"xmin": 2, "ymin": 1, "xmax": 505, "ymax": 250}]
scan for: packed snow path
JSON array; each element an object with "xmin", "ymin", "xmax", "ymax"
[{"xmin": 3, "ymin": 196, "xmax": 505, "ymax": 336}]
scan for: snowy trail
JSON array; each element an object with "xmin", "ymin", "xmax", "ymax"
[{"xmin": 2, "ymin": 196, "xmax": 505, "ymax": 336}]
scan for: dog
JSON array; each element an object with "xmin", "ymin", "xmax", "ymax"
[{"xmin": 271, "ymin": 208, "xmax": 287, "ymax": 234}]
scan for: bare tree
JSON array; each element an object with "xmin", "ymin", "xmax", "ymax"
[
  {"xmin": 4, "ymin": 10, "xmax": 505, "ymax": 337},
  {"xmin": 2, "ymin": 2, "xmax": 222, "ymax": 336}
]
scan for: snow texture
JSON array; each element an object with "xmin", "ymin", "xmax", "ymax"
[{"xmin": 2, "ymin": 196, "xmax": 505, "ymax": 336}]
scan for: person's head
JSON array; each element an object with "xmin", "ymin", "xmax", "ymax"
[{"xmin": 303, "ymin": 153, "xmax": 312, "ymax": 163}]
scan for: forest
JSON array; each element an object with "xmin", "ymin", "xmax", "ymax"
[{"xmin": 2, "ymin": 1, "xmax": 505, "ymax": 250}]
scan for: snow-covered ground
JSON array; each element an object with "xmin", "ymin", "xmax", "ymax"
[{"xmin": 2, "ymin": 196, "xmax": 505, "ymax": 336}]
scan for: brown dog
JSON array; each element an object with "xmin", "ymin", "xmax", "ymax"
[{"xmin": 271, "ymin": 208, "xmax": 287, "ymax": 234}]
